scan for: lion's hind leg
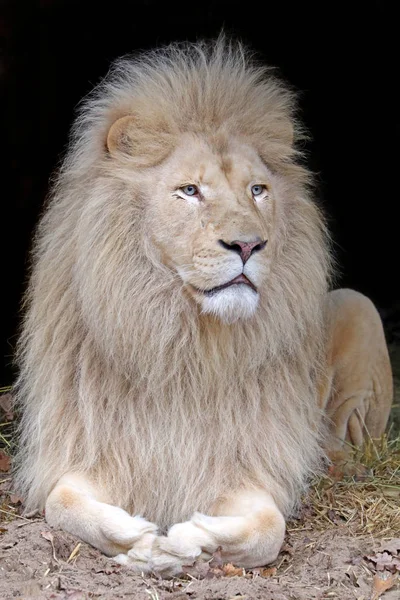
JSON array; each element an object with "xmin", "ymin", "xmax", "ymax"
[
  {"xmin": 116, "ymin": 489, "xmax": 285, "ymax": 577},
  {"xmin": 323, "ymin": 288, "xmax": 393, "ymax": 459},
  {"xmin": 45, "ymin": 473, "xmax": 158, "ymax": 571}
]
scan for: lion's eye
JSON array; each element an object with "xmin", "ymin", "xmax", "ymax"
[
  {"xmin": 181, "ymin": 185, "xmax": 199, "ymax": 196},
  {"xmin": 251, "ymin": 184, "xmax": 266, "ymax": 197}
]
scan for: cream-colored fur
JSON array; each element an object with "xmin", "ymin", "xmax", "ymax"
[
  {"xmin": 321, "ymin": 289, "xmax": 393, "ymax": 460},
  {"xmin": 14, "ymin": 37, "xmax": 392, "ymax": 576}
]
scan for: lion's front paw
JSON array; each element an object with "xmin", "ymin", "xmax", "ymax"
[
  {"xmin": 113, "ymin": 519, "xmax": 212, "ymax": 577},
  {"xmin": 113, "ymin": 531, "xmax": 157, "ymax": 573},
  {"xmin": 147, "ymin": 508, "xmax": 285, "ymax": 575},
  {"xmin": 94, "ymin": 504, "xmax": 158, "ymax": 557},
  {"xmin": 148, "ymin": 517, "xmax": 215, "ymax": 577},
  {"xmin": 100, "ymin": 506, "xmax": 157, "ymax": 547}
]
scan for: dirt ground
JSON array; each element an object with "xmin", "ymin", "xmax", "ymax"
[{"xmin": 0, "ymin": 514, "xmax": 398, "ymax": 600}]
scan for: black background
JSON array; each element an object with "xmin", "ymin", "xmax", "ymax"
[{"xmin": 1, "ymin": 0, "xmax": 398, "ymax": 385}]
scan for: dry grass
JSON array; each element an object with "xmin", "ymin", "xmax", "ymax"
[
  {"xmin": 291, "ymin": 434, "xmax": 400, "ymax": 537},
  {"xmin": 0, "ymin": 386, "xmax": 14, "ymax": 455}
]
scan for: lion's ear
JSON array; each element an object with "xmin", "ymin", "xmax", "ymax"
[
  {"xmin": 107, "ymin": 115, "xmax": 174, "ymax": 167},
  {"xmin": 257, "ymin": 118, "xmax": 296, "ymax": 168},
  {"xmin": 274, "ymin": 117, "xmax": 294, "ymax": 147}
]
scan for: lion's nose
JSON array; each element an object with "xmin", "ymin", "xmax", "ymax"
[{"xmin": 218, "ymin": 238, "xmax": 267, "ymax": 265}]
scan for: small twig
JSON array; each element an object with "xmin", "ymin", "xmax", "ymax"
[
  {"xmin": 17, "ymin": 518, "xmax": 42, "ymax": 528},
  {"xmin": 0, "ymin": 507, "xmax": 30, "ymax": 521},
  {"xmin": 145, "ymin": 588, "xmax": 160, "ymax": 600},
  {"xmin": 41, "ymin": 531, "xmax": 59, "ymax": 564},
  {"xmin": 0, "ymin": 432, "xmax": 11, "ymax": 447},
  {"xmin": 67, "ymin": 542, "xmax": 81, "ymax": 563},
  {"xmin": 282, "ymin": 563, "xmax": 293, "ymax": 574}
]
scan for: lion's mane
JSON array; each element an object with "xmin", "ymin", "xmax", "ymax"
[{"xmin": 14, "ymin": 38, "xmax": 332, "ymax": 528}]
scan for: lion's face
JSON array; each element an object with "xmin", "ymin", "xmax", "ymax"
[{"xmin": 145, "ymin": 134, "xmax": 277, "ymax": 323}]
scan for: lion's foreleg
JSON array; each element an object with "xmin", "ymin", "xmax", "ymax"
[
  {"xmin": 45, "ymin": 473, "xmax": 157, "ymax": 568},
  {"xmin": 115, "ymin": 489, "xmax": 285, "ymax": 577}
]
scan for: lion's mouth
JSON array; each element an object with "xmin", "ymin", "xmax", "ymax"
[{"xmin": 196, "ymin": 274, "xmax": 257, "ymax": 296}]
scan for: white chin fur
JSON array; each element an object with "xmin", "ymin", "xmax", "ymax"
[{"xmin": 201, "ymin": 285, "xmax": 259, "ymax": 324}]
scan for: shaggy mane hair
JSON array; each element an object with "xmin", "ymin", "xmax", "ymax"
[{"xmin": 14, "ymin": 37, "xmax": 332, "ymax": 528}]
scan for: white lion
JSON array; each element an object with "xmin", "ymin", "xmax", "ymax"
[{"xmin": 14, "ymin": 37, "xmax": 393, "ymax": 576}]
